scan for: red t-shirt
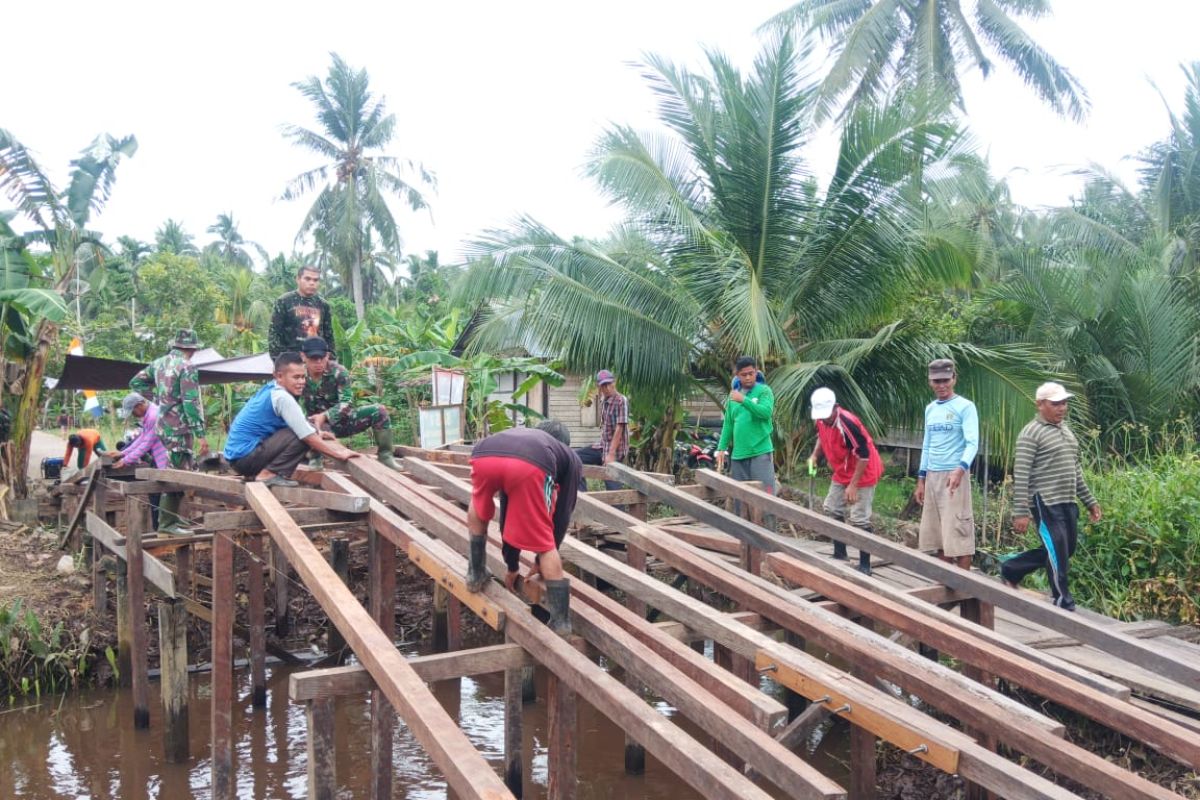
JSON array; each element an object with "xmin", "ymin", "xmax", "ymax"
[{"xmin": 816, "ymin": 408, "xmax": 883, "ymax": 488}]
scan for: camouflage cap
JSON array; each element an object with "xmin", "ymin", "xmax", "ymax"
[{"xmin": 173, "ymin": 328, "xmax": 203, "ymax": 349}]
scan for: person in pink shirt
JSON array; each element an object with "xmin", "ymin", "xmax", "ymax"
[{"xmin": 113, "ymin": 393, "xmax": 168, "ymax": 470}]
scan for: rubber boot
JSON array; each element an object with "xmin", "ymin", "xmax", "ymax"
[
  {"xmin": 545, "ymin": 579, "xmax": 572, "ymax": 636},
  {"xmin": 857, "ymin": 551, "xmax": 872, "ymax": 575},
  {"xmin": 158, "ymin": 493, "xmax": 190, "ymax": 535},
  {"xmin": 465, "ymin": 536, "xmax": 492, "ymax": 592},
  {"xmin": 832, "ymin": 541, "xmax": 848, "ymax": 560},
  {"xmin": 375, "ymin": 427, "xmax": 399, "ymax": 470},
  {"xmin": 307, "ymin": 452, "xmax": 324, "ymax": 470}
]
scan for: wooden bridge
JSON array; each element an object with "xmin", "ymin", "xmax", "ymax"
[{"xmin": 59, "ymin": 447, "xmax": 1200, "ymax": 800}]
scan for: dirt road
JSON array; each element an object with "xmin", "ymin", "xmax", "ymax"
[{"xmin": 28, "ymin": 429, "xmax": 67, "ymax": 481}]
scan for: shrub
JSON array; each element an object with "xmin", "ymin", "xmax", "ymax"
[{"xmin": 0, "ymin": 599, "xmax": 93, "ymax": 703}]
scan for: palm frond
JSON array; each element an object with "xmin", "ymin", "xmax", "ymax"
[{"xmin": 0, "ymin": 129, "xmax": 60, "ymax": 230}]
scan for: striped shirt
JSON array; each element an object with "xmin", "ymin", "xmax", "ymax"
[
  {"xmin": 1012, "ymin": 416, "xmax": 1097, "ymax": 518},
  {"xmin": 120, "ymin": 403, "xmax": 169, "ymax": 469}
]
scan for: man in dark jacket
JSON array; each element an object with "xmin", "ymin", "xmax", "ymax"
[
  {"xmin": 269, "ymin": 265, "xmax": 335, "ymax": 359},
  {"xmin": 464, "ymin": 420, "xmax": 582, "ymax": 635}
]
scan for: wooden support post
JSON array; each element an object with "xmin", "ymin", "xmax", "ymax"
[
  {"xmin": 211, "ymin": 529, "xmax": 235, "ymax": 800},
  {"xmin": 783, "ymin": 631, "xmax": 808, "ymax": 721},
  {"xmin": 432, "ymin": 583, "xmax": 450, "ymax": 652},
  {"xmin": 175, "ymin": 544, "xmax": 192, "ymax": 600},
  {"xmin": 850, "ymin": 620, "xmax": 877, "ymax": 800},
  {"xmin": 521, "ymin": 665, "xmax": 537, "ymax": 704},
  {"xmin": 686, "ymin": 578, "xmax": 706, "ymax": 654},
  {"xmin": 367, "ymin": 524, "xmax": 396, "ymax": 800},
  {"xmin": 306, "ymin": 697, "xmax": 337, "ymax": 800},
  {"xmin": 247, "ymin": 533, "xmax": 267, "ymax": 708},
  {"xmin": 961, "ymin": 598, "xmax": 994, "ymax": 800},
  {"xmin": 711, "ymin": 643, "xmax": 745, "ymax": 771},
  {"xmin": 158, "ymin": 598, "xmax": 190, "ymax": 763},
  {"xmin": 115, "ymin": 571, "xmax": 132, "ymax": 688},
  {"xmin": 447, "ymin": 595, "xmax": 463, "ymax": 651},
  {"xmin": 546, "ymin": 673, "xmax": 577, "ymax": 800},
  {"xmin": 504, "ymin": 647, "xmax": 525, "ymax": 798},
  {"xmin": 624, "ymin": 668, "xmax": 646, "ymax": 776},
  {"xmin": 272, "ymin": 540, "xmax": 291, "ymax": 638},
  {"xmin": 125, "ymin": 496, "xmax": 150, "ymax": 729},
  {"xmin": 91, "ymin": 480, "xmax": 108, "ymax": 614},
  {"xmin": 327, "ymin": 537, "xmax": 349, "ymax": 664}
]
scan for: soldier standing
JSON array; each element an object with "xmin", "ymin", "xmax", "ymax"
[
  {"xmin": 129, "ymin": 329, "xmax": 210, "ymax": 534},
  {"xmin": 299, "ymin": 337, "xmax": 398, "ymax": 469},
  {"xmin": 269, "ymin": 264, "xmax": 335, "ymax": 359}
]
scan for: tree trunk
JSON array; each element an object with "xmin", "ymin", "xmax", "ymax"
[
  {"xmin": 351, "ymin": 246, "xmax": 365, "ymax": 322},
  {"xmin": 9, "ymin": 318, "xmax": 57, "ymax": 499}
]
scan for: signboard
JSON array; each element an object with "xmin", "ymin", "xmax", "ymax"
[{"xmin": 419, "ymin": 406, "xmax": 463, "ymax": 450}]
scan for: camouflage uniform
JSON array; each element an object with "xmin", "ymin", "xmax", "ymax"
[
  {"xmin": 302, "ymin": 362, "xmax": 390, "ymax": 437},
  {"xmin": 129, "ymin": 349, "xmax": 205, "ymax": 470},
  {"xmin": 269, "ymin": 291, "xmax": 335, "ymax": 359}
]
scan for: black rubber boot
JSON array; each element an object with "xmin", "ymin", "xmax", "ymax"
[
  {"xmin": 545, "ymin": 579, "xmax": 572, "ymax": 636},
  {"xmin": 857, "ymin": 551, "xmax": 872, "ymax": 575},
  {"xmin": 832, "ymin": 541, "xmax": 848, "ymax": 560},
  {"xmin": 465, "ymin": 536, "xmax": 492, "ymax": 592}
]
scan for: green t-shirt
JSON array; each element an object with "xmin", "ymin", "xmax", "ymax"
[{"xmin": 717, "ymin": 382, "xmax": 775, "ymax": 460}]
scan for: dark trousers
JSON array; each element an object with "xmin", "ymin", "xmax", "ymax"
[
  {"xmin": 575, "ymin": 446, "xmax": 621, "ymax": 491},
  {"xmin": 230, "ymin": 428, "xmax": 311, "ymax": 479},
  {"xmin": 1002, "ymin": 497, "xmax": 1079, "ymax": 610}
]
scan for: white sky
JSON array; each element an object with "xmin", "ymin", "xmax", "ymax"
[{"xmin": 5, "ymin": 1, "xmax": 1200, "ymax": 269}]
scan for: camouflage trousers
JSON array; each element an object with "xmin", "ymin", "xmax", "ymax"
[
  {"xmin": 161, "ymin": 434, "xmax": 195, "ymax": 471},
  {"xmin": 328, "ymin": 403, "xmax": 390, "ymax": 438}
]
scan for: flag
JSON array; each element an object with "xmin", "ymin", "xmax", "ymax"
[{"xmin": 68, "ymin": 337, "xmax": 103, "ymax": 418}]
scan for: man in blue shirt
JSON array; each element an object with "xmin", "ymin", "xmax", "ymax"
[
  {"xmin": 915, "ymin": 359, "xmax": 979, "ymax": 570},
  {"xmin": 224, "ymin": 352, "xmax": 359, "ymax": 486}
]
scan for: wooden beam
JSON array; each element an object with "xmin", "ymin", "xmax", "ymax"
[
  {"xmin": 125, "ymin": 497, "xmax": 151, "ymax": 729},
  {"xmin": 244, "ymin": 483, "xmax": 515, "ymax": 800},
  {"xmin": 657, "ymin": 523, "xmax": 742, "ymax": 555},
  {"xmin": 135, "ymin": 468, "xmax": 247, "ymax": 496},
  {"xmin": 766, "ymin": 554, "xmax": 1199, "ymax": 770},
  {"xmin": 685, "ymin": 467, "xmax": 1200, "ymax": 690},
  {"xmin": 306, "ymin": 697, "xmax": 336, "ymax": 800},
  {"xmin": 159, "ymin": 598, "xmax": 190, "ymax": 763},
  {"xmin": 367, "ymin": 523, "xmax": 395, "ymax": 800},
  {"xmin": 86, "ymin": 512, "xmax": 176, "ymax": 598},
  {"xmin": 247, "ymin": 534, "xmax": 267, "ymax": 707},
  {"xmin": 211, "ymin": 528, "xmax": 235, "ymax": 800},
  {"xmin": 202, "ymin": 507, "xmax": 348, "ymax": 531},
  {"xmin": 271, "ymin": 484, "xmax": 369, "ymax": 514},
  {"xmin": 59, "ymin": 460, "xmax": 100, "ymax": 548}
]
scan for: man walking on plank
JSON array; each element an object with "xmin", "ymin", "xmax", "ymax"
[
  {"xmin": 915, "ymin": 358, "xmax": 979, "ymax": 570},
  {"xmin": 129, "ymin": 328, "xmax": 210, "ymax": 534},
  {"xmin": 223, "ymin": 352, "xmax": 359, "ymax": 486},
  {"xmin": 298, "ymin": 336, "xmax": 398, "ymax": 469},
  {"xmin": 1001, "ymin": 382, "xmax": 1102, "ymax": 611},
  {"xmin": 464, "ymin": 420, "xmax": 582, "ymax": 636},
  {"xmin": 809, "ymin": 387, "xmax": 884, "ymax": 575}
]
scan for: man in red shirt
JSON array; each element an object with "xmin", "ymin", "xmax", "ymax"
[{"xmin": 808, "ymin": 388, "xmax": 883, "ymax": 574}]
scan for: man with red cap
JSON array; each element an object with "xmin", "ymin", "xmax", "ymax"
[{"xmin": 808, "ymin": 387, "xmax": 884, "ymax": 574}]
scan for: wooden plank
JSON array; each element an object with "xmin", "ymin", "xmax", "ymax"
[
  {"xmin": 658, "ymin": 523, "xmax": 743, "ymax": 555},
  {"xmin": 397, "ymin": 457, "xmax": 789, "ymax": 731},
  {"xmin": 685, "ymin": 467, "xmax": 1200, "ymax": 690},
  {"xmin": 327, "ymin": 538, "xmax": 350, "ymax": 664},
  {"xmin": 86, "ymin": 512, "xmax": 176, "ymax": 598},
  {"xmin": 503, "ymin": 638, "xmax": 524, "ymax": 797},
  {"xmin": 125, "ymin": 497, "xmax": 151, "ymax": 729},
  {"xmin": 59, "ymin": 461, "xmax": 100, "ymax": 548},
  {"xmin": 247, "ymin": 533, "xmax": 267, "ymax": 707},
  {"xmin": 211, "ymin": 529, "xmax": 236, "ymax": 800},
  {"xmin": 203, "ymin": 507, "xmax": 344, "ymax": 531},
  {"xmin": 408, "ymin": 546, "xmax": 505, "ymax": 631},
  {"xmin": 115, "ymin": 571, "xmax": 132, "ymax": 687},
  {"xmin": 368, "ymin": 523, "xmax": 395, "ymax": 800},
  {"xmin": 159, "ymin": 599, "xmax": 190, "ymax": 763},
  {"xmin": 306, "ymin": 697, "xmax": 336, "ymax": 800},
  {"xmin": 547, "ymin": 673, "xmax": 577, "ymax": 800},
  {"xmin": 273, "ymin": 541, "xmax": 291, "ymax": 638},
  {"xmin": 766, "ymin": 554, "xmax": 1199, "ymax": 770},
  {"xmin": 244, "ymin": 483, "xmax": 515, "ymax": 800},
  {"xmin": 271, "ymin": 484, "xmax": 370, "ymax": 514},
  {"xmin": 135, "ymin": 468, "xmax": 246, "ymax": 496}
]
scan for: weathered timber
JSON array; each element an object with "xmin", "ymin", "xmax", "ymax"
[
  {"xmin": 684, "ymin": 467, "xmax": 1200, "ymax": 690},
  {"xmin": 327, "ymin": 538, "xmax": 350, "ymax": 664},
  {"xmin": 504, "ymin": 635, "xmax": 524, "ymax": 798},
  {"xmin": 86, "ymin": 512, "xmax": 176, "ymax": 597},
  {"xmin": 135, "ymin": 468, "xmax": 247, "ymax": 496},
  {"xmin": 368, "ymin": 523, "xmax": 396, "ymax": 800},
  {"xmin": 247, "ymin": 533, "xmax": 267, "ymax": 706},
  {"xmin": 346, "ymin": 458, "xmax": 804, "ymax": 800},
  {"xmin": 657, "ymin": 523, "xmax": 742, "ymax": 555},
  {"xmin": 244, "ymin": 483, "xmax": 515, "ymax": 800},
  {"xmin": 271, "ymin": 484, "xmax": 370, "ymax": 514},
  {"xmin": 179, "ymin": 596, "xmax": 305, "ymax": 665},
  {"xmin": 115, "ymin": 571, "xmax": 132, "ymax": 687},
  {"xmin": 395, "ymin": 458, "xmax": 789, "ymax": 731},
  {"xmin": 272, "ymin": 540, "xmax": 291, "ymax": 638},
  {"xmin": 547, "ymin": 673, "xmax": 577, "ymax": 800},
  {"xmin": 159, "ymin": 598, "xmax": 190, "ymax": 762},
  {"xmin": 306, "ymin": 697, "xmax": 336, "ymax": 800},
  {"xmin": 211, "ymin": 529, "xmax": 236, "ymax": 800},
  {"xmin": 125, "ymin": 497, "xmax": 151, "ymax": 729},
  {"xmin": 202, "ymin": 507, "xmax": 349, "ymax": 531},
  {"xmin": 59, "ymin": 460, "xmax": 100, "ymax": 549},
  {"xmin": 767, "ymin": 553, "xmax": 1199, "ymax": 769}
]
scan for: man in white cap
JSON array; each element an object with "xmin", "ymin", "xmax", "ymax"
[
  {"xmin": 1001, "ymin": 382, "xmax": 1101, "ymax": 611},
  {"xmin": 808, "ymin": 388, "xmax": 884, "ymax": 574}
]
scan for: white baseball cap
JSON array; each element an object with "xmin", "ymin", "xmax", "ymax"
[
  {"xmin": 810, "ymin": 387, "xmax": 837, "ymax": 420},
  {"xmin": 1035, "ymin": 382, "xmax": 1073, "ymax": 402}
]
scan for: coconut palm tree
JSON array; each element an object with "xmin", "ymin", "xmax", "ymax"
[
  {"xmin": 460, "ymin": 35, "xmax": 1045, "ymax": 464},
  {"xmin": 155, "ymin": 218, "xmax": 198, "ymax": 255},
  {"xmin": 204, "ymin": 212, "xmax": 266, "ymax": 268},
  {"xmin": 282, "ymin": 52, "xmax": 435, "ymax": 320},
  {"xmin": 767, "ymin": 0, "xmax": 1088, "ymax": 122},
  {"xmin": 0, "ymin": 131, "xmax": 135, "ymax": 496}
]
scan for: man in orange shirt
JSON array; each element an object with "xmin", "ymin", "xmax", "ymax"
[{"xmin": 65, "ymin": 429, "xmax": 108, "ymax": 469}]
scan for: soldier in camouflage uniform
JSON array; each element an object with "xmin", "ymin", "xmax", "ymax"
[
  {"xmin": 299, "ymin": 337, "xmax": 398, "ymax": 469},
  {"xmin": 269, "ymin": 265, "xmax": 335, "ymax": 359},
  {"xmin": 129, "ymin": 329, "xmax": 210, "ymax": 533}
]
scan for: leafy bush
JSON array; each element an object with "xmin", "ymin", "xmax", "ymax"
[{"xmin": 0, "ymin": 599, "xmax": 94, "ymax": 703}]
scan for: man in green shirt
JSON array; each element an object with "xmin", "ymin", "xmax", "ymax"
[
  {"xmin": 715, "ymin": 356, "xmax": 776, "ymax": 496},
  {"xmin": 1001, "ymin": 382, "xmax": 1102, "ymax": 611}
]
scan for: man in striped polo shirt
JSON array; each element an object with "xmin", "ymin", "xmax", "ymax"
[{"xmin": 1001, "ymin": 382, "xmax": 1102, "ymax": 611}]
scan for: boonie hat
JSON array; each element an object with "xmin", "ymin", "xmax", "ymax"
[
  {"xmin": 300, "ymin": 336, "xmax": 331, "ymax": 356},
  {"xmin": 810, "ymin": 387, "xmax": 837, "ymax": 420},
  {"xmin": 173, "ymin": 328, "xmax": 203, "ymax": 349},
  {"xmin": 121, "ymin": 392, "xmax": 147, "ymax": 416},
  {"xmin": 595, "ymin": 369, "xmax": 615, "ymax": 385},
  {"xmin": 928, "ymin": 358, "xmax": 955, "ymax": 379},
  {"xmin": 1035, "ymin": 382, "xmax": 1073, "ymax": 402}
]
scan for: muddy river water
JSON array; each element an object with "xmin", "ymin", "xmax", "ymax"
[{"xmin": 0, "ymin": 654, "xmax": 849, "ymax": 799}]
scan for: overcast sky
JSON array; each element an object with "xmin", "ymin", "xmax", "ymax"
[{"xmin": 5, "ymin": 1, "xmax": 1200, "ymax": 269}]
